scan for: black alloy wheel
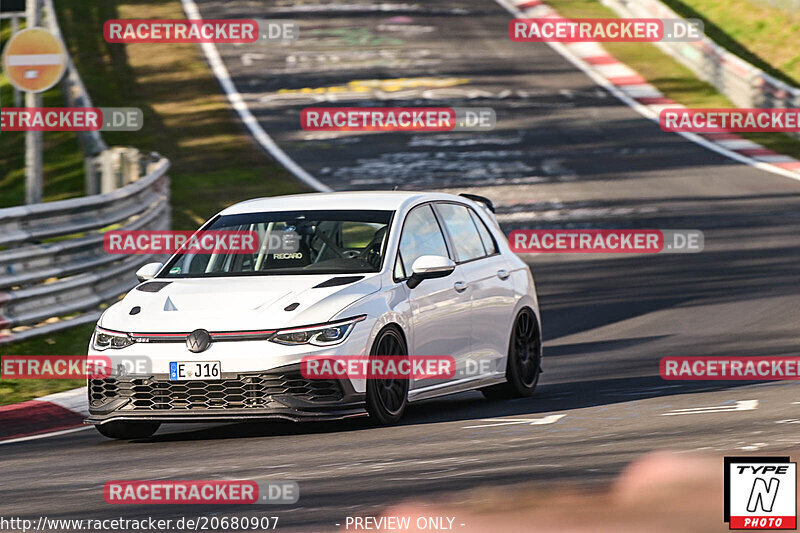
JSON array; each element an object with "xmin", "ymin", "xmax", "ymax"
[
  {"xmin": 482, "ymin": 308, "xmax": 542, "ymax": 399},
  {"xmin": 365, "ymin": 326, "xmax": 409, "ymax": 424}
]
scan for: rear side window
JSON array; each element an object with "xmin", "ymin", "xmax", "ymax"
[
  {"xmin": 436, "ymin": 203, "xmax": 485, "ymax": 263},
  {"xmin": 469, "ymin": 209, "xmax": 498, "ymax": 255},
  {"xmin": 398, "ymin": 205, "xmax": 450, "ymax": 275}
]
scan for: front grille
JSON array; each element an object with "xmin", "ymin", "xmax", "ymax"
[{"xmin": 89, "ymin": 371, "xmax": 343, "ymax": 410}]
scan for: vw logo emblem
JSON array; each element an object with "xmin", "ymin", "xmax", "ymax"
[{"xmin": 186, "ymin": 329, "xmax": 211, "ymax": 353}]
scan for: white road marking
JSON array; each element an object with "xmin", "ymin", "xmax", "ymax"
[
  {"xmin": 179, "ymin": 0, "xmax": 332, "ymax": 192},
  {"xmin": 241, "ymin": 52, "xmax": 266, "ymax": 66},
  {"xmin": 35, "ymin": 387, "xmax": 89, "ymax": 417},
  {"xmin": 619, "ymin": 84, "xmax": 663, "ymax": 99},
  {"xmin": 563, "ymin": 41, "xmax": 605, "ymax": 57},
  {"xmin": 661, "ymin": 400, "xmax": 758, "ymax": 416},
  {"xmin": 594, "ymin": 63, "xmax": 637, "ymax": 79},
  {"xmin": 493, "ymin": 0, "xmax": 800, "ymax": 184},
  {"xmin": 714, "ymin": 139, "xmax": 763, "ymax": 150},
  {"xmin": 184, "ymin": 0, "xmax": 800, "ymax": 198},
  {"xmin": 463, "ymin": 414, "xmax": 565, "ymax": 428},
  {"xmin": 739, "ymin": 442, "xmax": 767, "ymax": 451},
  {"xmin": 0, "ymin": 426, "xmax": 91, "ymax": 446},
  {"xmin": 755, "ymin": 154, "xmax": 797, "ymax": 163}
]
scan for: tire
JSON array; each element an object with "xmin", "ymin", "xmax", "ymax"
[
  {"xmin": 482, "ymin": 308, "xmax": 542, "ymax": 400},
  {"xmin": 365, "ymin": 326, "xmax": 409, "ymax": 425},
  {"xmin": 95, "ymin": 421, "xmax": 160, "ymax": 440}
]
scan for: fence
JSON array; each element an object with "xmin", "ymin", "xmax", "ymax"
[
  {"xmin": 0, "ymin": 1, "xmax": 171, "ymax": 343},
  {"xmin": 0, "ymin": 155, "xmax": 170, "ymax": 343},
  {"xmin": 601, "ymin": 0, "xmax": 800, "ymax": 115}
]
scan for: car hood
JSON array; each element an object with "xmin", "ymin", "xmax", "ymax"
[{"xmin": 100, "ymin": 274, "xmax": 381, "ymax": 332}]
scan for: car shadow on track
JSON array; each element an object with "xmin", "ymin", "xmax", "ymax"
[
  {"xmin": 401, "ymin": 375, "xmax": 769, "ymax": 424},
  {"xmin": 130, "ymin": 374, "xmax": 773, "ymax": 443}
]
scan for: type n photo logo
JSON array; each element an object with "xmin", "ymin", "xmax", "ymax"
[{"xmin": 725, "ymin": 457, "xmax": 797, "ymax": 529}]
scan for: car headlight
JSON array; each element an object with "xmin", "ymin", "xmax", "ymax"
[
  {"xmin": 270, "ymin": 315, "xmax": 366, "ymax": 347},
  {"xmin": 93, "ymin": 327, "xmax": 134, "ymax": 351}
]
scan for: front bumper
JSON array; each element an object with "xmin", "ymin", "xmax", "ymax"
[{"xmin": 85, "ymin": 364, "xmax": 366, "ymax": 425}]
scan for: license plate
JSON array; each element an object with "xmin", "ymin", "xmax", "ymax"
[{"xmin": 170, "ymin": 361, "xmax": 221, "ymax": 381}]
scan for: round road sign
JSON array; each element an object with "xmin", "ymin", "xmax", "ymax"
[{"xmin": 2, "ymin": 27, "xmax": 67, "ymax": 93}]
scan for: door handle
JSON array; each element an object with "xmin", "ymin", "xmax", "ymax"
[
  {"xmin": 454, "ymin": 281, "xmax": 468, "ymax": 293},
  {"xmin": 497, "ymin": 269, "xmax": 510, "ymax": 280}
]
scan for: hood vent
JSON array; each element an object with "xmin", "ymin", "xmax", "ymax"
[
  {"xmin": 164, "ymin": 297, "xmax": 178, "ymax": 312},
  {"xmin": 313, "ymin": 276, "xmax": 364, "ymax": 288},
  {"xmin": 136, "ymin": 281, "xmax": 172, "ymax": 293}
]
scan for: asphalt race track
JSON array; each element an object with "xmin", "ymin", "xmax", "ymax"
[{"xmin": 3, "ymin": 1, "xmax": 800, "ymax": 530}]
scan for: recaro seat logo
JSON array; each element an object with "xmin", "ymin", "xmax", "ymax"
[{"xmin": 725, "ymin": 456, "xmax": 797, "ymax": 530}]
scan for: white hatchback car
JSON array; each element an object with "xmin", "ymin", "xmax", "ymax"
[{"xmin": 87, "ymin": 191, "xmax": 542, "ymax": 439}]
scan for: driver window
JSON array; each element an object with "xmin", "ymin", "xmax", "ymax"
[{"xmin": 398, "ymin": 205, "xmax": 449, "ymax": 275}]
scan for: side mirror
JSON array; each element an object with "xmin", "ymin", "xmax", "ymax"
[
  {"xmin": 407, "ymin": 255, "xmax": 455, "ymax": 289},
  {"xmin": 136, "ymin": 262, "xmax": 163, "ymax": 283}
]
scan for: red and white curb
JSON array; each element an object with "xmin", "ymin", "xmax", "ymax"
[
  {"xmin": 496, "ymin": 0, "xmax": 800, "ymax": 181},
  {"xmin": 0, "ymin": 387, "xmax": 89, "ymax": 444}
]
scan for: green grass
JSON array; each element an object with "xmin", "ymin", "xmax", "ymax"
[
  {"xmin": 0, "ymin": 324, "xmax": 93, "ymax": 406},
  {"xmin": 545, "ymin": 0, "xmax": 800, "ymax": 159},
  {"xmin": 0, "ymin": 378, "xmax": 87, "ymax": 406},
  {"xmin": 53, "ymin": 0, "xmax": 306, "ymax": 229},
  {"xmin": 0, "ymin": 0, "xmax": 306, "ymax": 404},
  {"xmin": 0, "ymin": 21, "xmax": 86, "ymax": 208},
  {"xmin": 660, "ymin": 0, "xmax": 800, "ymax": 87}
]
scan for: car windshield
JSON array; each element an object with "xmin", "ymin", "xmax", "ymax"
[{"xmin": 160, "ymin": 210, "xmax": 393, "ymax": 277}]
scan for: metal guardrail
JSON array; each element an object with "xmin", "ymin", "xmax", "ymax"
[
  {"xmin": 601, "ymin": 0, "xmax": 800, "ymax": 117},
  {"xmin": 0, "ymin": 2, "xmax": 173, "ymax": 344},
  {"xmin": 0, "ymin": 156, "xmax": 171, "ymax": 344}
]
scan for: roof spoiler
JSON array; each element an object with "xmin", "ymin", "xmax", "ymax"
[{"xmin": 459, "ymin": 193, "xmax": 495, "ymax": 213}]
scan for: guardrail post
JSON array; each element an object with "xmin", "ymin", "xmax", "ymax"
[
  {"xmin": 11, "ymin": 16, "xmax": 22, "ymax": 108},
  {"xmin": 100, "ymin": 150, "xmax": 116, "ymax": 193},
  {"xmin": 121, "ymin": 147, "xmax": 141, "ymax": 186},
  {"xmin": 85, "ymin": 154, "xmax": 100, "ymax": 195},
  {"xmin": 25, "ymin": 0, "xmax": 44, "ymax": 205},
  {"xmin": 115, "ymin": 149, "xmax": 124, "ymax": 190}
]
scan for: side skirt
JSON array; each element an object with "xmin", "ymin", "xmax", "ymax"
[{"xmin": 408, "ymin": 374, "xmax": 506, "ymax": 403}]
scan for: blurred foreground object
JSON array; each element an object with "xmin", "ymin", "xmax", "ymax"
[{"xmin": 373, "ymin": 452, "xmax": 757, "ymax": 532}]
